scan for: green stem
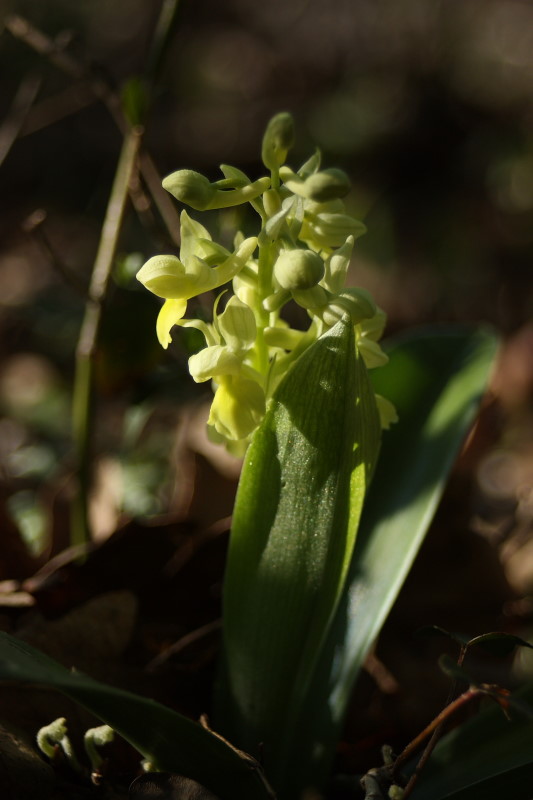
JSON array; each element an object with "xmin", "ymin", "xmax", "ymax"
[
  {"xmin": 71, "ymin": 127, "xmax": 142, "ymax": 547},
  {"xmin": 253, "ymin": 239, "xmax": 274, "ymax": 377}
]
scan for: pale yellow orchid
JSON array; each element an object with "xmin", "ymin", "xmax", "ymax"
[{"xmin": 136, "ymin": 113, "xmax": 396, "ymax": 451}]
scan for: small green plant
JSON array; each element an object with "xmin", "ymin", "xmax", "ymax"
[{"xmin": 0, "ymin": 111, "xmax": 517, "ymax": 800}]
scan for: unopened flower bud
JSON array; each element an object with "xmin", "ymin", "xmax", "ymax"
[
  {"xmin": 303, "ymin": 168, "xmax": 351, "ymax": 202},
  {"xmin": 163, "ymin": 169, "xmax": 215, "ymax": 210},
  {"xmin": 273, "ymin": 249, "xmax": 325, "ymax": 291},
  {"xmin": 301, "ymin": 211, "xmax": 366, "ymax": 251},
  {"xmin": 280, "ymin": 167, "xmax": 351, "ymax": 202},
  {"xmin": 261, "ymin": 112, "xmax": 295, "ymax": 170}
]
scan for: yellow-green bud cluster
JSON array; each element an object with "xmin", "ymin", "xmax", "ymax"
[{"xmin": 137, "ymin": 113, "xmax": 396, "ymax": 453}]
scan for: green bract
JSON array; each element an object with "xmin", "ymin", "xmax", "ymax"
[{"xmin": 136, "ymin": 113, "xmax": 396, "ymax": 451}]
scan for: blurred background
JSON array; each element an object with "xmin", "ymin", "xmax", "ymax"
[{"xmin": 0, "ymin": 0, "xmax": 532, "ymax": 783}]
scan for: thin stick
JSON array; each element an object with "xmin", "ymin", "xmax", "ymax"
[
  {"xmin": 147, "ymin": 619, "xmax": 222, "ymax": 672},
  {"xmin": 398, "ymin": 645, "xmax": 468, "ymax": 798},
  {"xmin": 392, "ymin": 686, "xmax": 481, "ymax": 779},
  {"xmin": 71, "ymin": 126, "xmax": 142, "ymax": 545}
]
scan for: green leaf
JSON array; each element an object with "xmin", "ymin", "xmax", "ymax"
[
  {"xmin": 467, "ymin": 632, "xmax": 533, "ymax": 658},
  {"xmin": 216, "ymin": 316, "xmax": 381, "ymax": 793},
  {"xmin": 416, "ymin": 628, "xmax": 533, "ymax": 659},
  {"xmin": 413, "ymin": 682, "xmax": 533, "ymax": 800},
  {"xmin": 284, "ymin": 326, "xmax": 498, "ymax": 797},
  {"xmin": 0, "ymin": 633, "xmax": 272, "ymax": 800}
]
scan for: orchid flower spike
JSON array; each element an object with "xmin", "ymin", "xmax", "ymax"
[{"xmin": 136, "ymin": 113, "xmax": 396, "ymax": 451}]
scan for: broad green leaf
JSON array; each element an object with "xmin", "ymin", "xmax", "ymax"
[
  {"xmin": 0, "ymin": 632, "xmax": 272, "ymax": 800},
  {"xmin": 412, "ymin": 682, "xmax": 533, "ymax": 800},
  {"xmin": 284, "ymin": 326, "xmax": 498, "ymax": 797},
  {"xmin": 216, "ymin": 316, "xmax": 381, "ymax": 792}
]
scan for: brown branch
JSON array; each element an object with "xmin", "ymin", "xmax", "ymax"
[
  {"xmin": 146, "ymin": 619, "xmax": 222, "ymax": 672},
  {"xmin": 393, "ymin": 687, "xmax": 479, "ymax": 774},
  {"xmin": 398, "ymin": 644, "xmax": 469, "ymax": 799}
]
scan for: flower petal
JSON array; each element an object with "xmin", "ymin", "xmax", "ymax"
[
  {"xmin": 188, "ymin": 345, "xmax": 242, "ymax": 383},
  {"xmin": 357, "ymin": 335, "xmax": 389, "ymax": 368},
  {"xmin": 208, "ymin": 375, "xmax": 266, "ymax": 441},
  {"xmin": 136, "ymin": 254, "xmax": 214, "ymax": 300},
  {"xmin": 156, "ymin": 299, "xmax": 187, "ymax": 348},
  {"xmin": 179, "ymin": 210, "xmax": 212, "ymax": 265},
  {"xmin": 217, "ymin": 296, "xmax": 256, "ymax": 352},
  {"xmin": 375, "ymin": 394, "xmax": 398, "ymax": 429}
]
